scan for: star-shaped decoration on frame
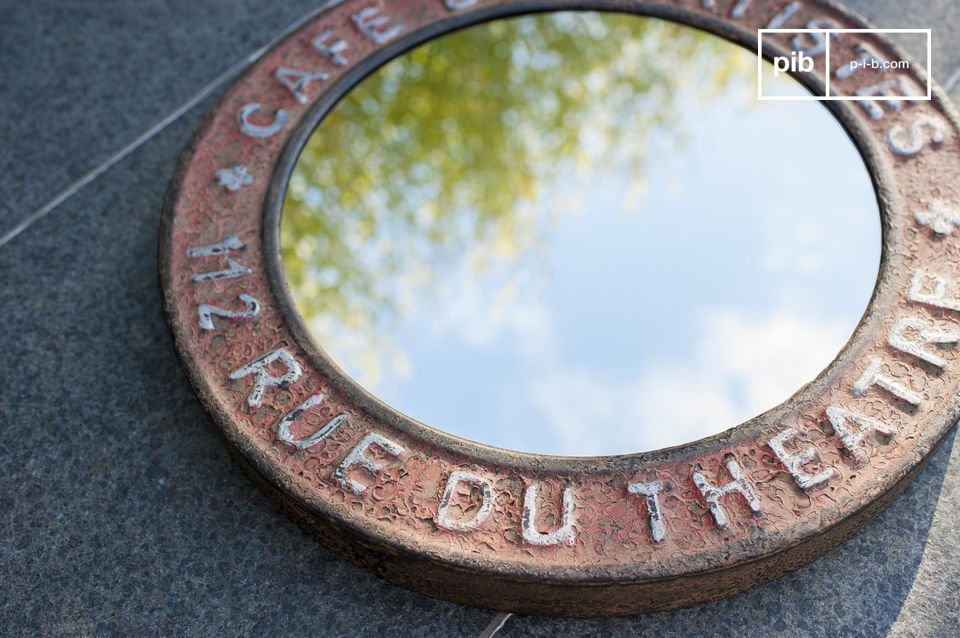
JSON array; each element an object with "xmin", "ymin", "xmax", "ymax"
[
  {"xmin": 215, "ymin": 165, "xmax": 254, "ymax": 192},
  {"xmin": 915, "ymin": 200, "xmax": 960, "ymax": 236}
]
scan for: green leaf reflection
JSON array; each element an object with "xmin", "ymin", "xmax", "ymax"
[{"xmin": 281, "ymin": 12, "xmax": 750, "ymax": 388}]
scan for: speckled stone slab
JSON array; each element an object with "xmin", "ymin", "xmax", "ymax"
[{"xmin": 1, "ymin": 1, "xmax": 959, "ymax": 635}]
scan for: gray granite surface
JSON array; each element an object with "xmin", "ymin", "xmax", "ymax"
[
  {"xmin": 1, "ymin": 1, "xmax": 959, "ymax": 636},
  {"xmin": 0, "ymin": 0, "xmax": 323, "ymax": 241}
]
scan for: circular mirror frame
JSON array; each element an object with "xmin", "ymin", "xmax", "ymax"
[{"xmin": 160, "ymin": 0, "xmax": 960, "ymax": 616}]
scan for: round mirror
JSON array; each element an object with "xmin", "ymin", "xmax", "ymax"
[{"xmin": 280, "ymin": 11, "xmax": 880, "ymax": 457}]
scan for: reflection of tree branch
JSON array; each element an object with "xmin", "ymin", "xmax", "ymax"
[{"xmin": 282, "ymin": 12, "xmax": 747, "ymax": 373}]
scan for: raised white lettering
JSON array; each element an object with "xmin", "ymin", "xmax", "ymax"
[
  {"xmin": 351, "ymin": 7, "xmax": 403, "ymax": 44},
  {"xmin": 443, "ymin": 0, "xmax": 477, "ymax": 9},
  {"xmin": 275, "ymin": 67, "xmax": 329, "ymax": 104},
  {"xmin": 333, "ymin": 433, "xmax": 404, "ymax": 494},
  {"xmin": 908, "ymin": 271, "xmax": 960, "ymax": 312},
  {"xmin": 312, "ymin": 29, "xmax": 348, "ymax": 66},
  {"xmin": 791, "ymin": 20, "xmax": 835, "ymax": 57},
  {"xmin": 237, "ymin": 103, "xmax": 289, "ymax": 138},
  {"xmin": 626, "ymin": 480, "xmax": 667, "ymax": 542},
  {"xmin": 888, "ymin": 317, "xmax": 959, "ymax": 368},
  {"xmin": 768, "ymin": 428, "xmax": 836, "ymax": 490},
  {"xmin": 826, "ymin": 406, "xmax": 895, "ymax": 464},
  {"xmin": 187, "ymin": 233, "xmax": 251, "ymax": 282},
  {"xmin": 887, "ymin": 115, "xmax": 947, "ymax": 156},
  {"xmin": 229, "ymin": 348, "xmax": 302, "ymax": 408},
  {"xmin": 435, "ymin": 471, "xmax": 494, "ymax": 531},
  {"xmin": 276, "ymin": 394, "xmax": 347, "ymax": 449},
  {"xmin": 197, "ymin": 293, "xmax": 260, "ymax": 330},
  {"xmin": 765, "ymin": 1, "xmax": 800, "ymax": 29},
  {"xmin": 692, "ymin": 458, "xmax": 761, "ymax": 528},
  {"xmin": 190, "ymin": 258, "xmax": 251, "ymax": 283},
  {"xmin": 521, "ymin": 483, "xmax": 575, "ymax": 546},
  {"xmin": 856, "ymin": 78, "xmax": 919, "ymax": 120},
  {"xmin": 187, "ymin": 233, "xmax": 244, "ymax": 258},
  {"xmin": 852, "ymin": 358, "xmax": 922, "ymax": 406}
]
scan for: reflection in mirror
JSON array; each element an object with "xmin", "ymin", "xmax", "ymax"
[{"xmin": 281, "ymin": 12, "xmax": 880, "ymax": 456}]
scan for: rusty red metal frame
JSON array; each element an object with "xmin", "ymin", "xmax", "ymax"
[{"xmin": 160, "ymin": 0, "xmax": 960, "ymax": 615}]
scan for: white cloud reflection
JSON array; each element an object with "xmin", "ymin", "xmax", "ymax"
[
  {"xmin": 409, "ymin": 258, "xmax": 853, "ymax": 456},
  {"xmin": 287, "ymin": 15, "xmax": 880, "ymax": 458},
  {"xmin": 526, "ymin": 307, "xmax": 849, "ymax": 455}
]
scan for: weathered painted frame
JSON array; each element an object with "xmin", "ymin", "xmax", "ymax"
[{"xmin": 160, "ymin": 0, "xmax": 960, "ymax": 615}]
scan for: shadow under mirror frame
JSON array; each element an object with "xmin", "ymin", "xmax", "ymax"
[{"xmin": 160, "ymin": 0, "xmax": 960, "ymax": 616}]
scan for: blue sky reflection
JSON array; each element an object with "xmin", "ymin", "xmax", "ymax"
[{"xmin": 282, "ymin": 13, "xmax": 881, "ymax": 456}]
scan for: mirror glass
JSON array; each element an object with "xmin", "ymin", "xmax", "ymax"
[{"xmin": 281, "ymin": 12, "xmax": 881, "ymax": 456}]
